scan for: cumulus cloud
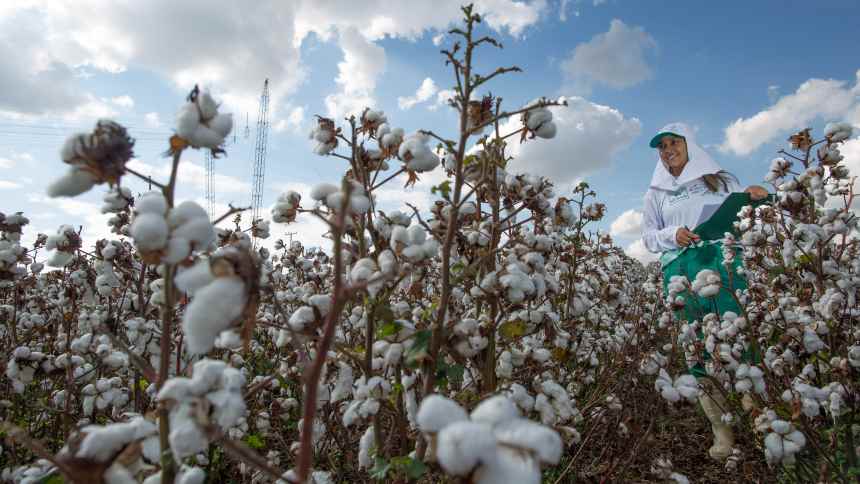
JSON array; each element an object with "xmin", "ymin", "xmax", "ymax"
[
  {"xmin": 0, "ymin": 180, "xmax": 20, "ymax": 189},
  {"xmin": 0, "ymin": 1, "xmax": 305, "ymax": 121},
  {"xmin": 398, "ymin": 78, "xmax": 439, "ymax": 110},
  {"xmin": 625, "ymin": 238, "xmax": 658, "ymax": 265},
  {"xmin": 0, "ymin": 157, "xmax": 13, "ymax": 169},
  {"xmin": 429, "ymin": 89, "xmax": 457, "ymax": 111},
  {"xmin": 127, "ymin": 158, "xmax": 250, "ymax": 195},
  {"xmin": 325, "ymin": 27, "xmax": 387, "ymax": 119},
  {"xmin": 143, "ymin": 112, "xmax": 162, "ymax": 128},
  {"xmin": 609, "ymin": 209, "xmax": 643, "ymax": 238},
  {"xmin": 294, "ymin": 0, "xmax": 547, "ymax": 42},
  {"xmin": 561, "ymin": 19, "xmax": 656, "ymax": 95},
  {"xmin": 273, "ymin": 106, "xmax": 305, "ymax": 133},
  {"xmin": 504, "ymin": 96, "xmax": 641, "ymax": 187},
  {"xmin": 721, "ymin": 71, "xmax": 860, "ymax": 156},
  {"xmin": 110, "ymin": 95, "xmax": 134, "ymax": 108}
]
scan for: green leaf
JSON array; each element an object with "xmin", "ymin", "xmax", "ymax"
[
  {"xmin": 244, "ymin": 434, "xmax": 265, "ymax": 450},
  {"xmin": 370, "ymin": 456, "xmax": 390, "ymax": 480},
  {"xmin": 376, "ymin": 321, "xmax": 402, "ymax": 339},
  {"xmin": 405, "ymin": 330, "xmax": 432, "ymax": 367},
  {"xmin": 43, "ymin": 475, "xmax": 65, "ymax": 484},
  {"xmin": 405, "ymin": 458, "xmax": 428, "ymax": 479},
  {"xmin": 431, "ymin": 180, "xmax": 452, "ymax": 200},
  {"xmin": 498, "ymin": 320, "xmax": 527, "ymax": 340}
]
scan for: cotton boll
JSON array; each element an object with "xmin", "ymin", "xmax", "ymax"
[
  {"xmin": 493, "ymin": 418, "xmax": 562, "ymax": 464},
  {"xmin": 417, "ymin": 395, "xmax": 468, "ymax": 433},
  {"xmin": 47, "ymin": 168, "xmax": 98, "ymax": 198},
  {"xmin": 470, "ymin": 395, "xmax": 520, "ymax": 426},
  {"xmin": 436, "ymin": 421, "xmax": 496, "ymax": 476},
  {"xmin": 311, "ymin": 183, "xmax": 339, "ymax": 201},
  {"xmin": 175, "ymin": 260, "xmax": 215, "ymax": 294},
  {"xmin": 137, "ymin": 192, "xmax": 168, "ymax": 215},
  {"xmin": 182, "ymin": 277, "xmax": 247, "ymax": 354},
  {"xmin": 130, "ymin": 213, "xmax": 169, "ymax": 251},
  {"xmin": 473, "ymin": 445, "xmax": 541, "ymax": 484}
]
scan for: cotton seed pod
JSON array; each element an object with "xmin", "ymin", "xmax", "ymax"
[{"xmin": 210, "ymin": 247, "xmax": 261, "ymax": 351}]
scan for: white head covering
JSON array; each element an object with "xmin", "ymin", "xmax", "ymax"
[{"xmin": 649, "ymin": 122, "xmax": 723, "ymax": 191}]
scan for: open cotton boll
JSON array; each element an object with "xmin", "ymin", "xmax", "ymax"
[
  {"xmin": 311, "ymin": 183, "xmax": 339, "ymax": 201},
  {"xmin": 436, "ymin": 421, "xmax": 497, "ymax": 475},
  {"xmin": 182, "ymin": 277, "xmax": 247, "ymax": 354},
  {"xmin": 175, "ymin": 259, "xmax": 215, "ymax": 294},
  {"xmin": 470, "ymin": 395, "xmax": 521, "ymax": 426},
  {"xmin": 136, "ymin": 192, "xmax": 168, "ymax": 215},
  {"xmin": 417, "ymin": 394, "xmax": 468, "ymax": 433},
  {"xmin": 130, "ymin": 213, "xmax": 169, "ymax": 251},
  {"xmin": 473, "ymin": 445, "xmax": 541, "ymax": 484},
  {"xmin": 47, "ymin": 167, "xmax": 98, "ymax": 198},
  {"xmin": 493, "ymin": 418, "xmax": 562, "ymax": 465},
  {"xmin": 76, "ymin": 417, "xmax": 157, "ymax": 462}
]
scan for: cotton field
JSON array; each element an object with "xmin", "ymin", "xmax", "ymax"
[{"xmin": 1, "ymin": 6, "xmax": 859, "ymax": 484}]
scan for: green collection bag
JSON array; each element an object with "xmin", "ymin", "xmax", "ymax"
[{"xmin": 660, "ymin": 193, "xmax": 772, "ymax": 377}]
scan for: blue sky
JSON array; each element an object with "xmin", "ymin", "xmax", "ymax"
[{"xmin": 1, "ymin": 0, "xmax": 859, "ymax": 263}]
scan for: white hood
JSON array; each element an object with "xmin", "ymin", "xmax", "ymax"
[{"xmin": 649, "ymin": 122, "xmax": 723, "ymax": 191}]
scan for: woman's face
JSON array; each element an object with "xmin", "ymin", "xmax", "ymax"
[{"xmin": 657, "ymin": 135, "xmax": 688, "ymax": 175}]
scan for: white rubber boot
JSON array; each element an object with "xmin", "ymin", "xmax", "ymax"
[{"xmin": 699, "ymin": 383, "xmax": 734, "ymax": 461}]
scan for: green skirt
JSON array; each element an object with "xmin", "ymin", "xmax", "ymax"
[{"xmin": 661, "ymin": 242, "xmax": 757, "ymax": 377}]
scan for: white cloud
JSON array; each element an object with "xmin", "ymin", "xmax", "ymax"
[
  {"xmin": 609, "ymin": 209, "xmax": 643, "ymax": 238},
  {"xmin": 624, "ymin": 238, "xmax": 657, "ymax": 265},
  {"xmin": 27, "ymin": 195, "xmax": 115, "ymax": 249},
  {"xmin": 767, "ymin": 85, "xmax": 780, "ymax": 104},
  {"xmin": 294, "ymin": 0, "xmax": 547, "ymax": 42},
  {"xmin": 0, "ymin": 157, "xmax": 13, "ymax": 169},
  {"xmin": 504, "ymin": 96, "xmax": 641, "ymax": 187},
  {"xmin": 325, "ymin": 27, "xmax": 387, "ymax": 119},
  {"xmin": 143, "ymin": 112, "xmax": 162, "ymax": 128},
  {"xmin": 127, "ymin": 158, "xmax": 250, "ymax": 194},
  {"xmin": 110, "ymin": 95, "xmax": 135, "ymax": 108},
  {"xmin": 561, "ymin": 19, "xmax": 656, "ymax": 95},
  {"xmin": 432, "ymin": 33, "xmax": 445, "ymax": 46},
  {"xmin": 0, "ymin": 1, "xmax": 547, "ymax": 121},
  {"xmin": 429, "ymin": 89, "xmax": 457, "ymax": 111},
  {"xmin": 0, "ymin": 180, "xmax": 20, "ymax": 189},
  {"xmin": 273, "ymin": 106, "xmax": 305, "ymax": 133},
  {"xmin": 398, "ymin": 78, "xmax": 439, "ymax": 110},
  {"xmin": 721, "ymin": 71, "xmax": 860, "ymax": 156}
]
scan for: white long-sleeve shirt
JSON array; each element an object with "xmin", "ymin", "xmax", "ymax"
[{"xmin": 642, "ymin": 122, "xmax": 739, "ymax": 253}]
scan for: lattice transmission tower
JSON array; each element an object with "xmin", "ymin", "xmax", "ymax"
[{"xmin": 250, "ymin": 79, "xmax": 270, "ymax": 225}]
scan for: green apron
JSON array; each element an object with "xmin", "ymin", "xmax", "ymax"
[{"xmin": 660, "ymin": 193, "xmax": 771, "ymax": 377}]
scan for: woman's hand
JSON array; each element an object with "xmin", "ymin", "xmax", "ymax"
[
  {"xmin": 745, "ymin": 185, "xmax": 768, "ymax": 201},
  {"xmin": 675, "ymin": 227, "xmax": 700, "ymax": 247}
]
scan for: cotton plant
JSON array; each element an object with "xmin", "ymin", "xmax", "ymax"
[
  {"xmin": 157, "ymin": 359, "xmax": 247, "ymax": 461},
  {"xmin": 129, "ymin": 193, "xmax": 215, "ymax": 264},
  {"xmin": 417, "ymin": 394, "xmax": 562, "ymax": 483}
]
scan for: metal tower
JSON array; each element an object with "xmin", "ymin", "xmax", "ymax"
[
  {"xmin": 204, "ymin": 150, "xmax": 215, "ymax": 218},
  {"xmin": 250, "ymin": 79, "xmax": 270, "ymax": 224}
]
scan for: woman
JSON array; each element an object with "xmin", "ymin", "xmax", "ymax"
[{"xmin": 642, "ymin": 122, "xmax": 767, "ymax": 461}]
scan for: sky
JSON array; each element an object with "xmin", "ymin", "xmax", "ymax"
[{"xmin": 1, "ymin": 0, "xmax": 859, "ymax": 264}]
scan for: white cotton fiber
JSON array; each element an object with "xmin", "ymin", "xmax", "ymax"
[
  {"xmin": 130, "ymin": 213, "xmax": 169, "ymax": 251},
  {"xmin": 175, "ymin": 259, "xmax": 215, "ymax": 294},
  {"xmin": 436, "ymin": 421, "xmax": 496, "ymax": 475},
  {"xmin": 493, "ymin": 418, "xmax": 562, "ymax": 464},
  {"xmin": 47, "ymin": 168, "xmax": 97, "ymax": 198},
  {"xmin": 181, "ymin": 277, "xmax": 246, "ymax": 355},
  {"xmin": 470, "ymin": 395, "xmax": 520, "ymax": 426},
  {"xmin": 417, "ymin": 394, "xmax": 468, "ymax": 433}
]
